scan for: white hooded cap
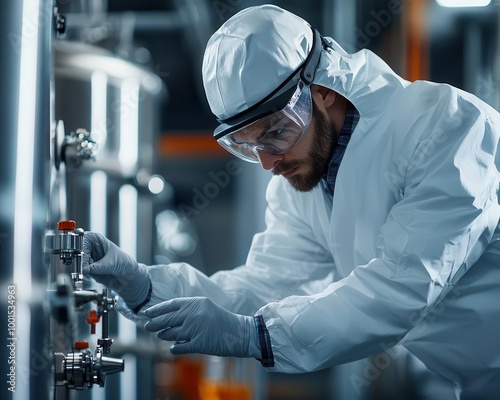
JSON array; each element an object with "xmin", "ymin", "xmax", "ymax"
[{"xmin": 202, "ymin": 4, "xmax": 313, "ymax": 121}]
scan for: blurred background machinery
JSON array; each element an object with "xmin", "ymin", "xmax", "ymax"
[{"xmin": 1, "ymin": 1, "xmax": 499, "ymax": 399}]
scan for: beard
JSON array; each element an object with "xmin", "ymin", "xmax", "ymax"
[{"xmin": 275, "ymin": 104, "xmax": 338, "ymax": 192}]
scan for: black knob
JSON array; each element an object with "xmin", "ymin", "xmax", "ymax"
[{"xmin": 56, "ymin": 13, "xmax": 66, "ymax": 34}]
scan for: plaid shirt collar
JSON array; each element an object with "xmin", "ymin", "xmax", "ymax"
[{"xmin": 321, "ymin": 102, "xmax": 360, "ymax": 196}]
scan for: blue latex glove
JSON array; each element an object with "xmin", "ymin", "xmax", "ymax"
[
  {"xmin": 83, "ymin": 232, "xmax": 151, "ymax": 311},
  {"xmin": 144, "ymin": 297, "xmax": 261, "ymax": 358}
]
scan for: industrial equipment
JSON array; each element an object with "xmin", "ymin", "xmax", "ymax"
[{"xmin": 47, "ymin": 220, "xmax": 125, "ymax": 391}]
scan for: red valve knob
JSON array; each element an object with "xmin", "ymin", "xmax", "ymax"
[
  {"xmin": 57, "ymin": 220, "xmax": 77, "ymax": 231},
  {"xmin": 86, "ymin": 310, "xmax": 100, "ymax": 334},
  {"xmin": 74, "ymin": 340, "xmax": 89, "ymax": 350}
]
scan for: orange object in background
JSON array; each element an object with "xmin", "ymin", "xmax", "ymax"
[
  {"xmin": 155, "ymin": 357, "xmax": 204, "ymax": 400},
  {"xmin": 199, "ymin": 381, "xmax": 251, "ymax": 400},
  {"xmin": 198, "ymin": 357, "xmax": 252, "ymax": 400},
  {"xmin": 177, "ymin": 358, "xmax": 205, "ymax": 400},
  {"xmin": 154, "ymin": 356, "xmax": 252, "ymax": 400},
  {"xmin": 158, "ymin": 133, "xmax": 230, "ymax": 158},
  {"xmin": 402, "ymin": 0, "xmax": 429, "ymax": 81}
]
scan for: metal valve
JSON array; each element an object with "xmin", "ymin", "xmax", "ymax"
[
  {"xmin": 62, "ymin": 128, "xmax": 98, "ymax": 169},
  {"xmin": 54, "ymin": 344, "xmax": 124, "ymax": 390},
  {"xmin": 51, "ymin": 220, "xmax": 85, "ymax": 291},
  {"xmin": 73, "ymin": 288, "xmax": 116, "ymax": 354},
  {"xmin": 48, "ymin": 220, "xmax": 124, "ymax": 392},
  {"xmin": 53, "ymin": 7, "xmax": 66, "ymax": 35}
]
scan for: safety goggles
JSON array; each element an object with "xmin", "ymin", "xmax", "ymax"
[
  {"xmin": 216, "ymin": 81, "xmax": 312, "ymax": 163},
  {"xmin": 213, "ymin": 27, "xmax": 327, "ymax": 163}
]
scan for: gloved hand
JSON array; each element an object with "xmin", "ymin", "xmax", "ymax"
[
  {"xmin": 83, "ymin": 232, "xmax": 152, "ymax": 311},
  {"xmin": 144, "ymin": 297, "xmax": 261, "ymax": 358}
]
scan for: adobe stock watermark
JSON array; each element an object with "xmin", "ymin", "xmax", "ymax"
[
  {"xmin": 475, "ymin": 74, "xmax": 498, "ymax": 107},
  {"xmin": 19, "ymin": 319, "xmax": 80, "ymax": 389},
  {"xmin": 349, "ymin": 283, "xmax": 466, "ymax": 394},
  {"xmin": 177, "ymin": 160, "xmax": 242, "ymax": 220},
  {"xmin": 383, "ymin": 91, "xmax": 479, "ymax": 190},
  {"xmin": 211, "ymin": 0, "xmax": 244, "ymax": 22},
  {"xmin": 90, "ymin": 74, "xmax": 162, "ymax": 146},
  {"xmin": 241, "ymin": 242, "xmax": 334, "ymax": 316},
  {"xmin": 6, "ymin": 284, "xmax": 17, "ymax": 393},
  {"xmin": 4, "ymin": 283, "xmax": 64, "ymax": 391},
  {"xmin": 356, "ymin": 0, "xmax": 403, "ymax": 48},
  {"xmin": 8, "ymin": 2, "xmax": 53, "ymax": 55},
  {"xmin": 211, "ymin": 0, "xmax": 403, "ymax": 47}
]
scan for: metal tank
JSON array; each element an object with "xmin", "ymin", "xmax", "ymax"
[
  {"xmin": 0, "ymin": 2, "xmax": 166, "ymax": 395},
  {"xmin": 53, "ymin": 40, "xmax": 164, "ymax": 255},
  {"xmin": 52, "ymin": 39, "xmax": 165, "ymax": 400},
  {"xmin": 0, "ymin": 1, "xmax": 55, "ymax": 399}
]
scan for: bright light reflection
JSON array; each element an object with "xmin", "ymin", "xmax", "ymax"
[
  {"xmin": 13, "ymin": 1, "xmax": 40, "ymax": 399},
  {"xmin": 14, "ymin": 0, "xmax": 40, "ymax": 294},
  {"xmin": 90, "ymin": 171, "xmax": 107, "ymax": 234},
  {"xmin": 148, "ymin": 175, "xmax": 165, "ymax": 194},
  {"xmin": 120, "ymin": 354, "xmax": 137, "ymax": 400},
  {"xmin": 437, "ymin": 0, "xmax": 490, "ymax": 7},
  {"xmin": 118, "ymin": 184, "xmax": 138, "ymax": 400},
  {"xmin": 119, "ymin": 184, "xmax": 137, "ymax": 258},
  {"xmin": 119, "ymin": 79, "xmax": 139, "ymax": 172},
  {"xmin": 91, "ymin": 71, "xmax": 108, "ymax": 147}
]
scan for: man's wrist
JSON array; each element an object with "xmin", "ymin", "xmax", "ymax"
[
  {"xmin": 247, "ymin": 316, "xmax": 261, "ymax": 358},
  {"xmin": 253, "ymin": 315, "xmax": 274, "ymax": 368},
  {"xmin": 131, "ymin": 279, "xmax": 153, "ymax": 313}
]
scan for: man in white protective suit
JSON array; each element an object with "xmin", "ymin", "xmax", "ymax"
[{"xmin": 83, "ymin": 4, "xmax": 500, "ymax": 398}]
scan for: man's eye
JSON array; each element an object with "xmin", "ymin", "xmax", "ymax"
[
  {"xmin": 230, "ymin": 135, "xmax": 244, "ymax": 145},
  {"xmin": 266, "ymin": 128, "xmax": 285, "ymax": 139}
]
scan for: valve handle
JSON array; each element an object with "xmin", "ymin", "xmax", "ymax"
[
  {"xmin": 57, "ymin": 220, "xmax": 77, "ymax": 231},
  {"xmin": 86, "ymin": 310, "xmax": 100, "ymax": 334},
  {"xmin": 74, "ymin": 341, "xmax": 89, "ymax": 350}
]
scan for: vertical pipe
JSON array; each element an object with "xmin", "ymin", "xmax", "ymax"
[
  {"xmin": 0, "ymin": 2, "xmax": 23, "ymax": 398},
  {"xmin": 463, "ymin": 22, "xmax": 482, "ymax": 95},
  {"xmin": 102, "ymin": 290, "xmax": 109, "ymax": 341},
  {"xmin": 495, "ymin": 5, "xmax": 500, "ymax": 111},
  {"xmin": 29, "ymin": 1, "xmax": 53, "ymax": 397},
  {"xmin": 2, "ymin": 0, "xmax": 53, "ymax": 399},
  {"xmin": 323, "ymin": 0, "xmax": 357, "ymax": 50},
  {"xmin": 402, "ymin": 0, "xmax": 429, "ymax": 81},
  {"xmin": 118, "ymin": 184, "xmax": 138, "ymax": 400}
]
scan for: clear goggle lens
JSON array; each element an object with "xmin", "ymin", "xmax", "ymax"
[{"xmin": 217, "ymin": 82, "xmax": 312, "ymax": 163}]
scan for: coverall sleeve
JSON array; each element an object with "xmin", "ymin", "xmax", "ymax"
[
  {"xmin": 119, "ymin": 177, "xmax": 336, "ymax": 322},
  {"xmin": 210, "ymin": 177, "xmax": 337, "ymax": 315},
  {"xmin": 258, "ymin": 95, "xmax": 500, "ymax": 373}
]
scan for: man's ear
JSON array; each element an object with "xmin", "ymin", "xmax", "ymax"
[{"xmin": 311, "ymin": 84, "xmax": 336, "ymax": 109}]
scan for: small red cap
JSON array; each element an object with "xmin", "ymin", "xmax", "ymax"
[
  {"xmin": 74, "ymin": 341, "xmax": 89, "ymax": 349},
  {"xmin": 57, "ymin": 220, "xmax": 77, "ymax": 231},
  {"xmin": 86, "ymin": 310, "xmax": 100, "ymax": 324}
]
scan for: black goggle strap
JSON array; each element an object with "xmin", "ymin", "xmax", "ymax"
[{"xmin": 300, "ymin": 28, "xmax": 324, "ymax": 85}]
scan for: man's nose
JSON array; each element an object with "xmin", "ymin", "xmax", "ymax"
[{"xmin": 257, "ymin": 150, "xmax": 283, "ymax": 170}]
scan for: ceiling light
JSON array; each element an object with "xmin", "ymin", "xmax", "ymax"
[{"xmin": 436, "ymin": 0, "xmax": 491, "ymax": 7}]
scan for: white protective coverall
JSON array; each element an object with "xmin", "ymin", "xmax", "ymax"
[{"xmin": 121, "ymin": 37, "xmax": 500, "ymax": 392}]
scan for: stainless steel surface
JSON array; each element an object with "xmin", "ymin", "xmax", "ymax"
[
  {"xmin": 62, "ymin": 129, "xmax": 98, "ymax": 169},
  {"xmin": 55, "ymin": 347, "xmax": 124, "ymax": 389},
  {"xmin": 54, "ymin": 40, "xmax": 164, "ymax": 178},
  {"xmin": 51, "ymin": 225, "xmax": 85, "ymax": 290},
  {"xmin": 48, "ymin": 220, "xmax": 123, "ymax": 394},
  {"xmin": 0, "ymin": 0, "xmax": 54, "ymax": 399},
  {"xmin": 53, "ymin": 32, "xmax": 164, "ymax": 400}
]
